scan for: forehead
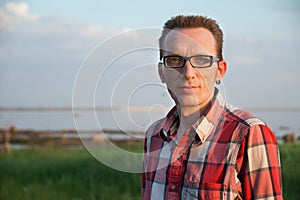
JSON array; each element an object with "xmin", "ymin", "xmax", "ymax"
[{"xmin": 163, "ymin": 28, "xmax": 216, "ymax": 56}]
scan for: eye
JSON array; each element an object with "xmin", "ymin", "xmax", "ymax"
[
  {"xmin": 169, "ymin": 56, "xmax": 181, "ymax": 63},
  {"xmin": 193, "ymin": 56, "xmax": 210, "ymax": 65},
  {"xmin": 165, "ymin": 56, "xmax": 184, "ymax": 66}
]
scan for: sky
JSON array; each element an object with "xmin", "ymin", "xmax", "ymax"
[{"xmin": 0, "ymin": 0, "xmax": 299, "ymax": 109}]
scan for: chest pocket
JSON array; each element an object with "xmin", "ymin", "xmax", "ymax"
[{"xmin": 183, "ymin": 182, "xmax": 226, "ymax": 200}]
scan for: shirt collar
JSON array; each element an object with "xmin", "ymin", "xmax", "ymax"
[{"xmin": 159, "ymin": 88, "xmax": 225, "ymax": 143}]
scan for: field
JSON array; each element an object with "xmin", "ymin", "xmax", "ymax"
[{"xmin": 0, "ymin": 143, "xmax": 299, "ymax": 199}]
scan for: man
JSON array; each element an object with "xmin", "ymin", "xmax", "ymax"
[{"xmin": 142, "ymin": 15, "xmax": 282, "ymax": 200}]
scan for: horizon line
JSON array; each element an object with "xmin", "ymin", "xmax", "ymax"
[{"xmin": 1, "ymin": 106, "xmax": 300, "ymax": 112}]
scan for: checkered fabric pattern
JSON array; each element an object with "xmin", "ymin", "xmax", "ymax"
[{"xmin": 142, "ymin": 89, "xmax": 282, "ymax": 200}]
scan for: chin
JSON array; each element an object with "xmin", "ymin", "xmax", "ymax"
[
  {"xmin": 178, "ymin": 95, "xmax": 210, "ymax": 108},
  {"xmin": 179, "ymin": 99, "xmax": 200, "ymax": 107}
]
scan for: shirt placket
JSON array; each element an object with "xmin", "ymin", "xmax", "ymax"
[{"xmin": 166, "ymin": 140, "xmax": 188, "ymax": 199}]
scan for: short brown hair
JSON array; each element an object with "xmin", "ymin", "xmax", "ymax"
[{"xmin": 159, "ymin": 15, "xmax": 224, "ymax": 60}]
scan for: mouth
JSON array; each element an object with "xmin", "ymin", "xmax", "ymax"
[
  {"xmin": 178, "ymin": 85, "xmax": 199, "ymax": 93},
  {"xmin": 179, "ymin": 85, "xmax": 199, "ymax": 89}
]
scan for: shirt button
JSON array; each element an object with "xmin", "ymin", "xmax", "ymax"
[
  {"xmin": 171, "ymin": 185, "xmax": 176, "ymax": 190},
  {"xmin": 176, "ymin": 154, "xmax": 180, "ymax": 159}
]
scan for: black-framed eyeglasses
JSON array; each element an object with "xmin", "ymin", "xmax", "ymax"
[{"xmin": 162, "ymin": 55, "xmax": 220, "ymax": 68}]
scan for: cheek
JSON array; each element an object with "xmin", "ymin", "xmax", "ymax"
[
  {"xmin": 163, "ymin": 69, "xmax": 180, "ymax": 83},
  {"xmin": 162, "ymin": 68, "xmax": 217, "ymax": 89},
  {"xmin": 193, "ymin": 71, "xmax": 217, "ymax": 96},
  {"xmin": 197, "ymin": 68, "xmax": 217, "ymax": 85}
]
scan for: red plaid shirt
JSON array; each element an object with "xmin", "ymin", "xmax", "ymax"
[{"xmin": 142, "ymin": 90, "xmax": 282, "ymax": 199}]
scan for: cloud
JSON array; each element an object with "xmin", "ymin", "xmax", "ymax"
[
  {"xmin": 0, "ymin": 2, "xmax": 117, "ymax": 106},
  {"xmin": 0, "ymin": 2, "xmax": 38, "ymax": 31},
  {"xmin": 0, "ymin": 1, "xmax": 128, "ymax": 70},
  {"xmin": 0, "ymin": 2, "xmax": 161, "ymax": 107},
  {"xmin": 5, "ymin": 2, "xmax": 29, "ymax": 15},
  {"xmin": 0, "ymin": 2, "xmax": 117, "ymax": 43},
  {"xmin": 0, "ymin": 2, "xmax": 299, "ymax": 108}
]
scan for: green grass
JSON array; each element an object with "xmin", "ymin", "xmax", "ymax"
[
  {"xmin": 0, "ymin": 146, "xmax": 142, "ymax": 200},
  {"xmin": 0, "ymin": 143, "xmax": 299, "ymax": 199},
  {"xmin": 279, "ymin": 143, "xmax": 300, "ymax": 200}
]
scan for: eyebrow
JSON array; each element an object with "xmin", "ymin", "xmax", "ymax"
[{"xmin": 163, "ymin": 51, "xmax": 188, "ymax": 57}]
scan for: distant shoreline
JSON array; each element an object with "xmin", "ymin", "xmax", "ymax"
[
  {"xmin": 0, "ymin": 128, "xmax": 144, "ymax": 135},
  {"xmin": 0, "ymin": 127, "xmax": 298, "ymax": 141},
  {"xmin": 1, "ymin": 106, "xmax": 300, "ymax": 112}
]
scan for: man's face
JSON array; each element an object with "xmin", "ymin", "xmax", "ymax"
[{"xmin": 159, "ymin": 28, "xmax": 226, "ymax": 109}]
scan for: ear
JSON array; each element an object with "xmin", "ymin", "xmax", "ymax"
[
  {"xmin": 216, "ymin": 60, "xmax": 227, "ymax": 82},
  {"xmin": 158, "ymin": 62, "xmax": 166, "ymax": 83}
]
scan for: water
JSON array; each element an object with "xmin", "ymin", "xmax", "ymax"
[
  {"xmin": 0, "ymin": 109, "xmax": 167, "ymax": 133},
  {"xmin": 0, "ymin": 108, "xmax": 299, "ymax": 137}
]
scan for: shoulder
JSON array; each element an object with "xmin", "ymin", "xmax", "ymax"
[
  {"xmin": 144, "ymin": 118, "xmax": 166, "ymax": 153},
  {"xmin": 145, "ymin": 118, "xmax": 164, "ymax": 138},
  {"xmin": 224, "ymin": 104, "xmax": 278, "ymax": 145},
  {"xmin": 224, "ymin": 103, "xmax": 277, "ymax": 142},
  {"xmin": 224, "ymin": 103, "xmax": 265, "ymax": 127}
]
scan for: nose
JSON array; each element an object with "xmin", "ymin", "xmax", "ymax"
[{"xmin": 182, "ymin": 59, "xmax": 196, "ymax": 80}]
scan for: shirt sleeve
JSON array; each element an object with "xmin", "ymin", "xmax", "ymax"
[
  {"xmin": 236, "ymin": 124, "xmax": 283, "ymax": 200},
  {"xmin": 141, "ymin": 119, "xmax": 162, "ymax": 200}
]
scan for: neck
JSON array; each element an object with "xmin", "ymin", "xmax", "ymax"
[
  {"xmin": 176, "ymin": 102, "xmax": 211, "ymax": 140},
  {"xmin": 179, "ymin": 104, "xmax": 207, "ymax": 127},
  {"xmin": 174, "ymin": 88, "xmax": 217, "ymax": 140}
]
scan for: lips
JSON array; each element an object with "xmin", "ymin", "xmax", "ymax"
[
  {"xmin": 178, "ymin": 85, "xmax": 199, "ymax": 93},
  {"xmin": 178, "ymin": 85, "xmax": 199, "ymax": 89}
]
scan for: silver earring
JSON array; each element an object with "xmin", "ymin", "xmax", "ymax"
[{"xmin": 216, "ymin": 80, "xmax": 221, "ymax": 85}]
